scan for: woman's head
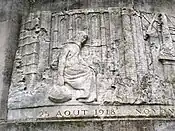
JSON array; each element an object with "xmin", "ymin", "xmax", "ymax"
[{"xmin": 72, "ymin": 31, "xmax": 88, "ymax": 45}]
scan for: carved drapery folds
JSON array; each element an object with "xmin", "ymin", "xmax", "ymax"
[
  {"xmin": 48, "ymin": 31, "xmax": 97, "ymax": 103},
  {"xmin": 8, "ymin": 8, "xmax": 175, "ymax": 109}
]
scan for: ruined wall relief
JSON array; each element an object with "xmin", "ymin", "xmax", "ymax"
[
  {"xmin": 8, "ymin": 8, "xmax": 175, "ymax": 109},
  {"xmin": 8, "ymin": 11, "xmax": 52, "ymax": 108},
  {"xmin": 145, "ymin": 13, "xmax": 175, "ymax": 61},
  {"xmin": 142, "ymin": 12, "xmax": 175, "ymax": 104}
]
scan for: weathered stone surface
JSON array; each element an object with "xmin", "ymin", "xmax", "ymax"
[
  {"xmin": 28, "ymin": 0, "xmax": 175, "ymax": 16},
  {"xmin": 1, "ymin": 0, "xmax": 175, "ymax": 131},
  {"xmin": 6, "ymin": 120, "xmax": 175, "ymax": 131},
  {"xmin": 0, "ymin": 1, "xmax": 29, "ymax": 130},
  {"xmin": 3, "ymin": 10, "xmax": 174, "ymax": 131},
  {"xmin": 8, "ymin": 7, "xmax": 175, "ymax": 109}
]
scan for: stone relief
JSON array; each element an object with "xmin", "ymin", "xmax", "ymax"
[
  {"xmin": 8, "ymin": 8, "xmax": 175, "ymax": 109},
  {"xmin": 48, "ymin": 31, "xmax": 97, "ymax": 103},
  {"xmin": 145, "ymin": 13, "xmax": 175, "ymax": 61}
]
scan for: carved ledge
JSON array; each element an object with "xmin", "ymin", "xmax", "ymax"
[{"xmin": 159, "ymin": 56, "xmax": 175, "ymax": 65}]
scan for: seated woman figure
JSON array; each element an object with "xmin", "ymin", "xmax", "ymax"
[{"xmin": 49, "ymin": 31, "xmax": 97, "ymax": 103}]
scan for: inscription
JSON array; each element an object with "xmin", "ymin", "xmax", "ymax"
[
  {"xmin": 55, "ymin": 110, "xmax": 88, "ymax": 117},
  {"xmin": 8, "ymin": 105, "xmax": 175, "ymax": 120},
  {"xmin": 36, "ymin": 106, "xmax": 175, "ymax": 119},
  {"xmin": 94, "ymin": 109, "xmax": 116, "ymax": 116},
  {"xmin": 136, "ymin": 107, "xmax": 175, "ymax": 116},
  {"xmin": 38, "ymin": 109, "xmax": 117, "ymax": 118}
]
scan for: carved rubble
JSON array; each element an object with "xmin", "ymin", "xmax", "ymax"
[{"xmin": 8, "ymin": 8, "xmax": 175, "ymax": 111}]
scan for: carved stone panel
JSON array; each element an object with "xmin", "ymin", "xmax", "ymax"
[{"xmin": 8, "ymin": 8, "xmax": 175, "ymax": 121}]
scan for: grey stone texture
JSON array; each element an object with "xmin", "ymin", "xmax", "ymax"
[
  {"xmin": 7, "ymin": 7, "xmax": 175, "ymax": 108},
  {"xmin": 0, "ymin": 0, "xmax": 29, "ymax": 131},
  {"xmin": 1, "ymin": 0, "xmax": 175, "ymax": 131},
  {"xmin": 5, "ymin": 121, "xmax": 175, "ymax": 131}
]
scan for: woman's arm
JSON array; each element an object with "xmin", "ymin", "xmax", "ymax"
[
  {"xmin": 57, "ymin": 46, "xmax": 70, "ymax": 85},
  {"xmin": 58, "ymin": 50, "xmax": 69, "ymax": 75}
]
